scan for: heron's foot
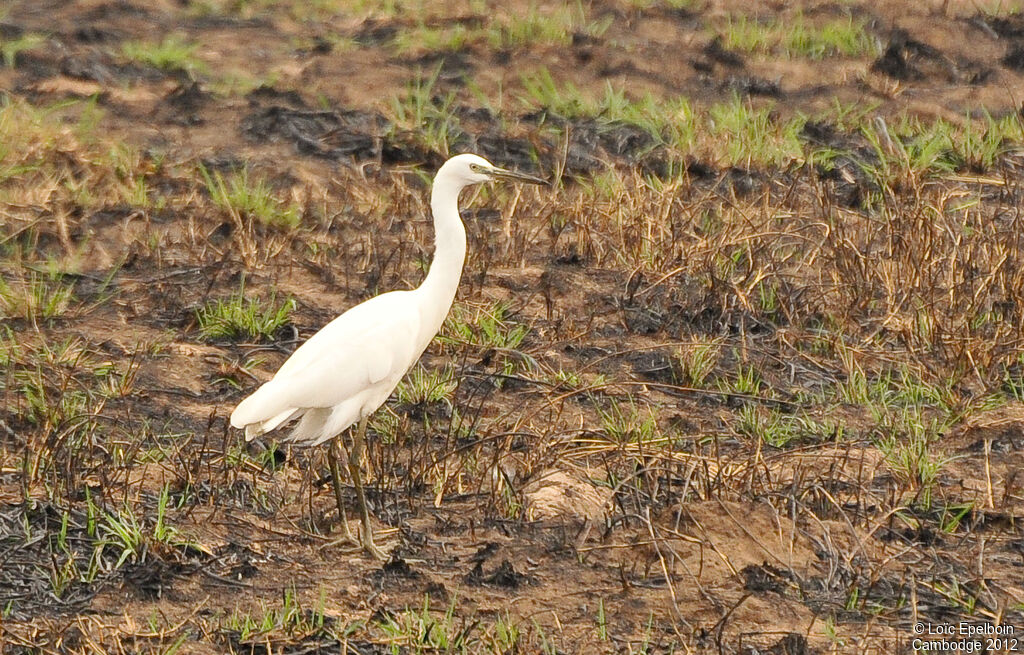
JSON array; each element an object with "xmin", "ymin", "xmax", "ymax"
[
  {"xmin": 321, "ymin": 519, "xmax": 386, "ymax": 559},
  {"xmin": 321, "ymin": 518, "xmax": 359, "ymax": 551},
  {"xmin": 359, "ymin": 529, "xmax": 387, "ymax": 561}
]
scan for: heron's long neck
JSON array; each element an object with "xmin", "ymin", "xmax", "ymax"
[{"xmin": 418, "ymin": 176, "xmax": 467, "ymax": 343}]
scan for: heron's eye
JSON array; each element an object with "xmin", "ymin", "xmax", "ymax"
[{"xmin": 470, "ymin": 163, "xmax": 482, "ymax": 172}]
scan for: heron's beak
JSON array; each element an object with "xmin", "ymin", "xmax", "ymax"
[{"xmin": 489, "ymin": 166, "xmax": 549, "ymax": 186}]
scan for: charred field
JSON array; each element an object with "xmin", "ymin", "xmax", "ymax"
[{"xmin": 2, "ymin": 0, "xmax": 1024, "ymax": 653}]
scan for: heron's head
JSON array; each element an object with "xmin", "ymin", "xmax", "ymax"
[{"xmin": 440, "ymin": 153, "xmax": 548, "ymax": 189}]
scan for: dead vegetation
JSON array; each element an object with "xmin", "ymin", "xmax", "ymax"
[{"xmin": 1, "ymin": 0, "xmax": 1024, "ymax": 653}]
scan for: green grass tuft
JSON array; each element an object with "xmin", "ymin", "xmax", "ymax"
[
  {"xmin": 0, "ymin": 271, "xmax": 75, "ymax": 321},
  {"xmin": 196, "ymin": 286, "xmax": 294, "ymax": 342},
  {"xmin": 396, "ymin": 364, "xmax": 457, "ymax": 407},
  {"xmin": 392, "ymin": 22, "xmax": 471, "ymax": 55},
  {"xmin": 708, "ymin": 95, "xmax": 804, "ymax": 167},
  {"xmin": 201, "ymin": 166, "xmax": 302, "ymax": 228},
  {"xmin": 718, "ymin": 13, "xmax": 879, "ymax": 60},
  {"xmin": 389, "ymin": 66, "xmax": 462, "ymax": 156},
  {"xmin": 0, "ymin": 33, "xmax": 46, "ymax": 68},
  {"xmin": 487, "ymin": 3, "xmax": 610, "ymax": 50},
  {"xmin": 121, "ymin": 35, "xmax": 206, "ymax": 74}
]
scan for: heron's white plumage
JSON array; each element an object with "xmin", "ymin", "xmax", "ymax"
[
  {"xmin": 227, "ymin": 153, "xmax": 546, "ymax": 557},
  {"xmin": 230, "ymin": 290, "xmax": 422, "ymax": 445},
  {"xmin": 229, "ymin": 154, "xmax": 542, "ymax": 449}
]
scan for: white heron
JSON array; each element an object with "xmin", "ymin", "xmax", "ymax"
[{"xmin": 229, "ymin": 153, "xmax": 547, "ymax": 558}]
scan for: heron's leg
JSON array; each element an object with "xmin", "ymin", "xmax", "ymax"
[
  {"xmin": 348, "ymin": 416, "xmax": 385, "ymax": 559},
  {"xmin": 326, "ymin": 437, "xmax": 357, "ymax": 545}
]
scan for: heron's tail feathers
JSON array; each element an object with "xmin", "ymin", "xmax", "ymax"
[
  {"xmin": 284, "ymin": 408, "xmax": 333, "ymax": 445},
  {"xmin": 234, "ymin": 405, "xmax": 300, "ymax": 441}
]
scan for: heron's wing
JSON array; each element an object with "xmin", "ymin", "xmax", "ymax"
[{"xmin": 229, "ymin": 291, "xmax": 419, "ymax": 429}]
